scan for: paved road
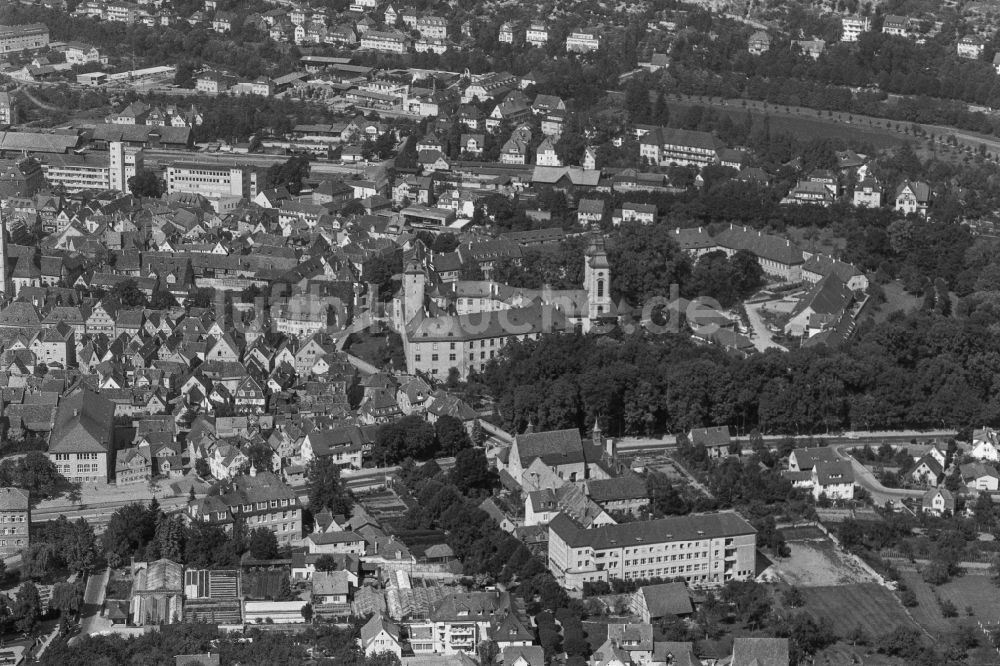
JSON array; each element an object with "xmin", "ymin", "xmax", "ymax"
[
  {"xmin": 832, "ymin": 443, "xmax": 924, "ymax": 506},
  {"xmin": 744, "ymin": 302, "xmax": 787, "ymax": 352},
  {"xmin": 76, "ymin": 569, "xmax": 110, "ymax": 640}
]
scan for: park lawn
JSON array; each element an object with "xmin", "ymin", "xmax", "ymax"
[
  {"xmin": 873, "ymin": 280, "xmax": 922, "ymax": 324},
  {"xmin": 799, "ymin": 584, "xmax": 919, "ymax": 638}
]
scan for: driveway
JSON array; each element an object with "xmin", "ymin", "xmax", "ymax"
[
  {"xmin": 832, "ymin": 445, "xmax": 924, "ymax": 506},
  {"xmin": 76, "ymin": 569, "xmax": 111, "ymax": 639},
  {"xmin": 745, "ymin": 303, "xmax": 787, "ymax": 352}
]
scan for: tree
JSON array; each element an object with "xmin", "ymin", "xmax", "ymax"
[
  {"xmin": 922, "ymin": 560, "xmax": 949, "ymax": 585},
  {"xmin": 63, "ymin": 518, "xmax": 99, "ymax": 573},
  {"xmin": 185, "ymin": 521, "xmax": 238, "ymax": 568},
  {"xmin": 149, "ymin": 290, "xmax": 177, "ymax": 309},
  {"xmin": 266, "ymin": 155, "xmax": 310, "ymax": 195},
  {"xmin": 249, "ymin": 527, "xmax": 279, "ymax": 560},
  {"xmin": 184, "ymin": 287, "xmax": 216, "ymax": 309},
  {"xmin": 944, "ymin": 466, "xmax": 963, "ymax": 492},
  {"xmin": 127, "ymin": 168, "xmax": 165, "ymax": 198},
  {"xmin": 646, "ymin": 471, "xmax": 689, "ymax": 516},
  {"xmin": 314, "ymin": 554, "xmax": 339, "ymax": 572},
  {"xmin": 14, "ymin": 581, "xmax": 41, "ymax": 633},
  {"xmin": 435, "ymin": 415, "xmax": 471, "ymax": 455},
  {"xmin": 477, "ymin": 639, "xmax": 499, "ymax": 666},
  {"xmin": 22, "ymin": 543, "xmax": 56, "ymax": 581},
  {"xmin": 0, "ymin": 451, "xmax": 65, "ymax": 498},
  {"xmin": 301, "ymin": 602, "xmax": 313, "ymax": 623},
  {"xmin": 245, "ymin": 442, "xmax": 275, "ymax": 473},
  {"xmin": 111, "ymin": 278, "xmax": 147, "ymax": 308},
  {"xmin": 342, "ymin": 200, "xmax": 366, "ymax": 217},
  {"xmin": 102, "ymin": 502, "xmax": 159, "ymax": 569},
  {"xmin": 174, "ymin": 60, "xmax": 196, "ymax": 88},
  {"xmin": 195, "ymin": 458, "xmax": 211, "ymax": 478},
  {"xmin": 609, "ymin": 221, "xmax": 691, "ymax": 305},
  {"xmin": 50, "ymin": 579, "xmax": 85, "ymax": 616},
  {"xmin": 782, "ymin": 586, "xmax": 805, "ymax": 608},
  {"xmin": 876, "ymin": 626, "xmax": 926, "ymax": 659},
  {"xmin": 472, "ymin": 420, "xmax": 487, "ymax": 447},
  {"xmin": 307, "ymin": 457, "xmax": 353, "ymax": 515},
  {"xmin": 451, "ymin": 448, "xmax": 492, "ymax": 494},
  {"xmin": 372, "ymin": 415, "xmax": 438, "ymax": 464},
  {"xmin": 366, "ymin": 652, "xmax": 402, "ymax": 666},
  {"xmin": 152, "ymin": 515, "xmax": 187, "ymax": 563},
  {"xmin": 787, "ymin": 613, "xmax": 835, "ymax": 656}
]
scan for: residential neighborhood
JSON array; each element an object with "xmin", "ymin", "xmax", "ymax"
[{"xmin": 0, "ymin": 0, "xmax": 998, "ymax": 663}]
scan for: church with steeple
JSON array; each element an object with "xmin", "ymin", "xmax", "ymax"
[{"xmin": 392, "ymin": 233, "xmax": 616, "ymax": 379}]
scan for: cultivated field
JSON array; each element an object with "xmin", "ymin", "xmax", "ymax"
[
  {"xmin": 815, "ymin": 641, "xmax": 910, "ymax": 665},
  {"xmin": 769, "ymin": 531, "xmax": 879, "ymax": 586},
  {"xmin": 937, "ymin": 575, "xmax": 1000, "ymax": 623},
  {"xmin": 358, "ymin": 488, "xmax": 411, "ymax": 522},
  {"xmin": 800, "ymin": 584, "xmax": 919, "ymax": 638},
  {"xmin": 898, "ymin": 570, "xmax": 951, "ymax": 635}
]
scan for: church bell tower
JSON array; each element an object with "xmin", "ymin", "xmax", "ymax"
[{"xmin": 584, "ymin": 233, "xmax": 610, "ymax": 329}]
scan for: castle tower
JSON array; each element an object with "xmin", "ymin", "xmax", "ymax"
[
  {"xmin": 584, "ymin": 233, "xmax": 610, "ymax": 329},
  {"xmin": 402, "ymin": 258, "xmax": 426, "ymax": 326}
]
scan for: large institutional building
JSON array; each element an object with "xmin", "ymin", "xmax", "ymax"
[
  {"xmin": 166, "ymin": 162, "xmax": 265, "ymax": 203},
  {"xmin": 0, "ymin": 24, "xmax": 49, "ymax": 54},
  {"xmin": 394, "ymin": 235, "xmax": 613, "ymax": 379},
  {"xmin": 547, "ymin": 511, "xmax": 757, "ymax": 591},
  {"xmin": 37, "ymin": 141, "xmax": 143, "ymax": 193}
]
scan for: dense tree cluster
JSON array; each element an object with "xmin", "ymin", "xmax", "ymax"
[
  {"xmin": 481, "ymin": 300, "xmax": 1000, "ymax": 437},
  {"xmin": 39, "ymin": 622, "xmax": 384, "ymax": 666},
  {"xmin": 100, "ymin": 500, "xmax": 245, "ymax": 572},
  {"xmin": 23, "ymin": 515, "xmax": 99, "ymax": 581},
  {"xmin": 0, "ymin": 452, "xmax": 68, "ymax": 499},
  {"xmin": 266, "ymin": 156, "xmax": 311, "ymax": 195},
  {"xmin": 307, "ymin": 456, "xmax": 354, "ymax": 516},
  {"xmin": 372, "ymin": 414, "xmax": 473, "ymax": 465}
]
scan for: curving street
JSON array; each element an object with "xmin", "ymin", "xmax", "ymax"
[{"xmin": 831, "ymin": 443, "xmax": 924, "ymax": 506}]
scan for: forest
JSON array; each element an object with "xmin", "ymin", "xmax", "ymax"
[{"xmin": 479, "ymin": 300, "xmax": 1000, "ymax": 437}]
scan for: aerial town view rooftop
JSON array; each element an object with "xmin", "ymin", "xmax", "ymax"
[{"xmin": 0, "ymin": 0, "xmax": 996, "ymax": 663}]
